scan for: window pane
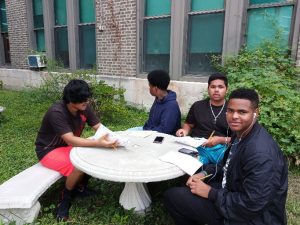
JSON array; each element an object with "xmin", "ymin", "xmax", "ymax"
[
  {"xmin": 33, "ymin": 0, "xmax": 44, "ymax": 28},
  {"xmin": 247, "ymin": 6, "xmax": 293, "ymax": 49},
  {"xmin": 191, "ymin": 0, "xmax": 224, "ymax": 11},
  {"xmin": 79, "ymin": 25, "xmax": 96, "ymax": 69},
  {"xmin": 35, "ymin": 29, "xmax": 45, "ymax": 52},
  {"xmin": 54, "ymin": 0, "xmax": 67, "ymax": 25},
  {"xmin": 79, "ymin": 0, "xmax": 95, "ymax": 23},
  {"xmin": 250, "ymin": 0, "xmax": 287, "ymax": 4},
  {"xmin": 54, "ymin": 27, "xmax": 69, "ymax": 67},
  {"xmin": 2, "ymin": 33, "xmax": 10, "ymax": 63},
  {"xmin": 145, "ymin": 0, "xmax": 171, "ymax": 16},
  {"xmin": 143, "ymin": 18, "xmax": 170, "ymax": 72},
  {"xmin": 0, "ymin": 0, "xmax": 8, "ymax": 32},
  {"xmin": 187, "ymin": 13, "xmax": 224, "ymax": 74}
]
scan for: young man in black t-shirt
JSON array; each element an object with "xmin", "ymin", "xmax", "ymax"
[
  {"xmin": 35, "ymin": 79, "xmax": 118, "ymax": 221},
  {"xmin": 176, "ymin": 73, "xmax": 231, "ymax": 164}
]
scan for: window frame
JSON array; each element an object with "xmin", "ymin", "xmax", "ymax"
[
  {"xmin": 245, "ymin": 0, "xmax": 298, "ymax": 52},
  {"xmin": 0, "ymin": 0, "xmax": 10, "ymax": 65},
  {"xmin": 185, "ymin": 3, "xmax": 226, "ymax": 77},
  {"xmin": 77, "ymin": 0, "xmax": 96, "ymax": 69},
  {"xmin": 139, "ymin": 1, "xmax": 172, "ymax": 76},
  {"xmin": 137, "ymin": 0, "xmax": 300, "ymax": 81}
]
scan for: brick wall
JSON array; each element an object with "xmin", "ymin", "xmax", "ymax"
[
  {"xmin": 6, "ymin": 0, "xmax": 31, "ymax": 69},
  {"xmin": 95, "ymin": 0, "xmax": 137, "ymax": 76}
]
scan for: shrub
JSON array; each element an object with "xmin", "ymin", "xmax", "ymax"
[
  {"xmin": 214, "ymin": 42, "xmax": 300, "ymax": 164},
  {"xmin": 27, "ymin": 70, "xmax": 147, "ymax": 127}
]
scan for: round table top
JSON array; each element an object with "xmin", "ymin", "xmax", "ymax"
[{"xmin": 70, "ymin": 132, "xmax": 186, "ymax": 183}]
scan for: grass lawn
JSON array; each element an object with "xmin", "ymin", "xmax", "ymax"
[{"xmin": 0, "ymin": 89, "xmax": 299, "ymax": 225}]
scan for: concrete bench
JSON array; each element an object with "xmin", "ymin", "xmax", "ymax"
[{"xmin": 0, "ymin": 163, "xmax": 62, "ymax": 225}]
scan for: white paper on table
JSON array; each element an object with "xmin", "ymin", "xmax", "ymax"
[
  {"xmin": 119, "ymin": 130, "xmax": 157, "ymax": 138},
  {"xmin": 92, "ymin": 124, "xmax": 128, "ymax": 146},
  {"xmin": 175, "ymin": 136, "xmax": 207, "ymax": 148},
  {"xmin": 159, "ymin": 151, "xmax": 203, "ymax": 176}
]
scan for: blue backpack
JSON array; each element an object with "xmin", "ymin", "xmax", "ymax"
[{"xmin": 196, "ymin": 144, "xmax": 227, "ymax": 164}]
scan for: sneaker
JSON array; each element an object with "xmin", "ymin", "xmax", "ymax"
[
  {"xmin": 72, "ymin": 185, "xmax": 98, "ymax": 198},
  {"xmin": 56, "ymin": 188, "xmax": 72, "ymax": 222},
  {"xmin": 56, "ymin": 198, "xmax": 71, "ymax": 222}
]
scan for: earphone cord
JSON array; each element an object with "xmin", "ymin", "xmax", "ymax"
[{"xmin": 205, "ymin": 116, "xmax": 256, "ymax": 182}]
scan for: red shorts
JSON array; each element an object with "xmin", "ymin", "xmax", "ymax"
[{"xmin": 40, "ymin": 146, "xmax": 74, "ymax": 176}]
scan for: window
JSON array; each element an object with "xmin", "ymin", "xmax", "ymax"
[
  {"xmin": 186, "ymin": 0, "xmax": 225, "ymax": 75},
  {"xmin": 0, "ymin": 0, "xmax": 10, "ymax": 64},
  {"xmin": 32, "ymin": 0, "xmax": 45, "ymax": 52},
  {"xmin": 142, "ymin": 0, "xmax": 171, "ymax": 72},
  {"xmin": 54, "ymin": 0, "xmax": 69, "ymax": 67},
  {"xmin": 247, "ymin": 0, "xmax": 294, "ymax": 49},
  {"xmin": 78, "ymin": 0, "xmax": 96, "ymax": 69}
]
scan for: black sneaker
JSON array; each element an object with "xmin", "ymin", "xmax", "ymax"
[
  {"xmin": 56, "ymin": 198, "xmax": 71, "ymax": 222},
  {"xmin": 56, "ymin": 188, "xmax": 72, "ymax": 222},
  {"xmin": 72, "ymin": 185, "xmax": 98, "ymax": 198}
]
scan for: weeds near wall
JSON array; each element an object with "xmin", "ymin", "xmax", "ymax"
[{"xmin": 26, "ymin": 70, "xmax": 147, "ymax": 127}]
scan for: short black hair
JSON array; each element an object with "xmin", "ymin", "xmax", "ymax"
[
  {"xmin": 63, "ymin": 79, "xmax": 92, "ymax": 104},
  {"xmin": 229, "ymin": 88, "xmax": 259, "ymax": 109},
  {"xmin": 208, "ymin": 72, "xmax": 228, "ymax": 87},
  {"xmin": 147, "ymin": 70, "xmax": 170, "ymax": 90}
]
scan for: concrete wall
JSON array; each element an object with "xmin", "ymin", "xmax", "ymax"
[{"xmin": 0, "ymin": 69, "xmax": 207, "ymax": 114}]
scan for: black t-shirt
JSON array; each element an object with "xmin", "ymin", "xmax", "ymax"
[
  {"xmin": 185, "ymin": 99, "xmax": 230, "ymax": 138},
  {"xmin": 35, "ymin": 100, "xmax": 99, "ymax": 160}
]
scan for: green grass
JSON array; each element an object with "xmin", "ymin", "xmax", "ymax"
[{"xmin": 0, "ymin": 89, "xmax": 300, "ymax": 225}]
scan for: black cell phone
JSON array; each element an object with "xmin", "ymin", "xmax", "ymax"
[
  {"xmin": 178, "ymin": 148, "xmax": 199, "ymax": 157},
  {"xmin": 153, "ymin": 136, "xmax": 164, "ymax": 144}
]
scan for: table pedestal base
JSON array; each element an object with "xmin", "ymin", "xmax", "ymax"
[{"xmin": 119, "ymin": 182, "xmax": 151, "ymax": 213}]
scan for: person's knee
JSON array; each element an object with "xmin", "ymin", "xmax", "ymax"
[
  {"xmin": 164, "ymin": 187, "xmax": 186, "ymax": 207},
  {"xmin": 72, "ymin": 168, "xmax": 84, "ymax": 177}
]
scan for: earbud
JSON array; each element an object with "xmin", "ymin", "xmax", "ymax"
[{"xmin": 253, "ymin": 113, "xmax": 257, "ymax": 118}]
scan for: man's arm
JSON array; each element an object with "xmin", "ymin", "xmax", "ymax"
[
  {"xmin": 92, "ymin": 123, "xmax": 101, "ymax": 131},
  {"xmin": 146, "ymin": 105, "xmax": 180, "ymax": 134},
  {"xmin": 61, "ymin": 132, "xmax": 117, "ymax": 148},
  {"xmin": 176, "ymin": 123, "xmax": 194, "ymax": 137},
  {"xmin": 202, "ymin": 136, "xmax": 231, "ymax": 147},
  {"xmin": 209, "ymin": 152, "xmax": 282, "ymax": 222}
]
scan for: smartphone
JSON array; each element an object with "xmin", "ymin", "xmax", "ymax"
[
  {"xmin": 153, "ymin": 136, "xmax": 164, "ymax": 144},
  {"xmin": 178, "ymin": 148, "xmax": 199, "ymax": 157}
]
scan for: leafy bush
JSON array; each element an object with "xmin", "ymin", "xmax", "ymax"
[
  {"xmin": 27, "ymin": 70, "xmax": 147, "ymax": 127},
  {"xmin": 214, "ymin": 42, "xmax": 300, "ymax": 164}
]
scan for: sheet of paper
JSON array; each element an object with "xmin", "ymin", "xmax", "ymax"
[
  {"xmin": 175, "ymin": 136, "xmax": 207, "ymax": 148},
  {"xmin": 119, "ymin": 130, "xmax": 157, "ymax": 138},
  {"xmin": 159, "ymin": 151, "xmax": 203, "ymax": 176},
  {"xmin": 93, "ymin": 124, "xmax": 128, "ymax": 146}
]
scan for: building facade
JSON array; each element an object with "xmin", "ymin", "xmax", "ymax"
[{"xmin": 0, "ymin": 0, "xmax": 300, "ymax": 112}]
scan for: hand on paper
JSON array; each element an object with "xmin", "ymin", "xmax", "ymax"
[
  {"xmin": 176, "ymin": 128, "xmax": 188, "ymax": 137},
  {"xmin": 96, "ymin": 133, "xmax": 119, "ymax": 149}
]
